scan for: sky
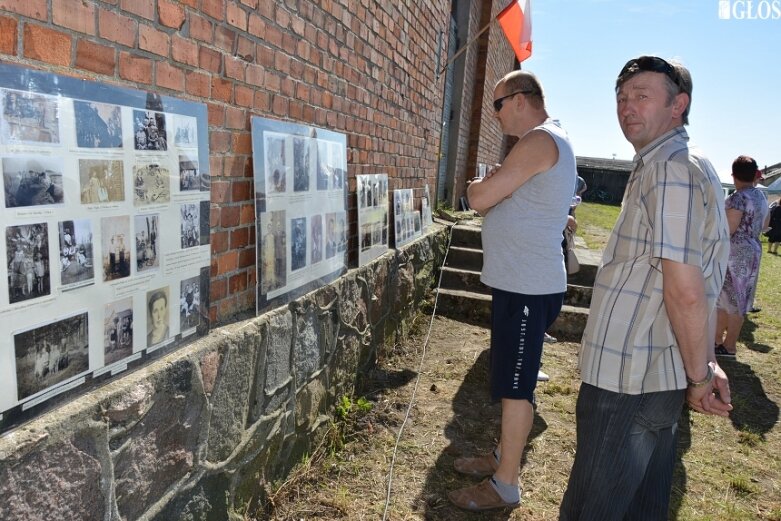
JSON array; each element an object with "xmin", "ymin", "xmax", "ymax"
[{"xmin": 522, "ymin": 0, "xmax": 781, "ymax": 181}]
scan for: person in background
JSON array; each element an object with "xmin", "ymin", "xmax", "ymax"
[
  {"xmin": 765, "ymin": 199, "xmax": 781, "ymax": 254},
  {"xmin": 714, "ymin": 156, "xmax": 770, "ymax": 357},
  {"xmin": 448, "ymin": 69, "xmax": 576, "ymax": 511},
  {"xmin": 560, "ymin": 56, "xmax": 732, "ymax": 520}
]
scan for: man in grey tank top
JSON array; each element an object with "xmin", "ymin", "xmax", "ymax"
[{"xmin": 447, "ymin": 70, "xmax": 577, "ymax": 511}]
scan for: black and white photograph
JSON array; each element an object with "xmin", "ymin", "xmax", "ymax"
[
  {"xmin": 265, "ymin": 134, "xmax": 287, "ymax": 194},
  {"xmin": 310, "ymin": 214, "xmax": 323, "ymax": 264},
  {"xmin": 325, "ymin": 211, "xmax": 346, "ymax": 259},
  {"xmin": 174, "ymin": 114, "xmax": 198, "ymax": 147},
  {"xmin": 316, "ymin": 139, "xmax": 330, "ymax": 190},
  {"xmin": 260, "ymin": 210, "xmax": 286, "ymax": 294},
  {"xmin": 78, "ymin": 159, "xmax": 124, "ymax": 204},
  {"xmin": 2, "ymin": 156, "xmax": 65, "ymax": 208},
  {"xmin": 133, "ymin": 162, "xmax": 171, "ymax": 206},
  {"xmin": 199, "ymin": 200, "xmax": 210, "ymax": 247},
  {"xmin": 330, "ymin": 142, "xmax": 344, "ymax": 190},
  {"xmin": 74, "ymin": 100, "xmax": 123, "ymax": 148},
  {"xmin": 414, "ymin": 211, "xmax": 422, "ymax": 233},
  {"xmin": 14, "ymin": 312, "xmax": 89, "ymax": 401},
  {"xmin": 101, "ymin": 215, "xmax": 130, "ymax": 281},
  {"xmin": 179, "ymin": 154, "xmax": 199, "ymax": 191},
  {"xmin": 133, "ymin": 109, "xmax": 168, "ymax": 151},
  {"xmin": 135, "ymin": 214, "xmax": 159, "ymax": 272},
  {"xmin": 293, "ymin": 137, "xmax": 310, "ymax": 192},
  {"xmin": 360, "ymin": 224, "xmax": 371, "ymax": 252},
  {"xmin": 180, "ymin": 203, "xmax": 200, "ymax": 249},
  {"xmin": 59, "ymin": 219, "xmax": 94, "ymax": 286},
  {"xmin": 146, "ymin": 286, "xmax": 170, "ymax": 348},
  {"xmin": 291, "ymin": 217, "xmax": 307, "ymax": 271},
  {"xmin": 1, "ymin": 88, "xmax": 60, "ymax": 145},
  {"xmin": 179, "ymin": 275, "xmax": 201, "ymax": 331},
  {"xmin": 104, "ymin": 298, "xmax": 133, "ymax": 366},
  {"xmin": 6, "ymin": 223, "xmax": 50, "ymax": 304}
]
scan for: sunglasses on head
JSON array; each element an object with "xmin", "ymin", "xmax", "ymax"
[
  {"xmin": 493, "ymin": 90, "xmax": 535, "ymax": 112},
  {"xmin": 620, "ymin": 56, "xmax": 683, "ymax": 90}
]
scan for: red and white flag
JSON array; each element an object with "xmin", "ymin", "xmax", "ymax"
[{"xmin": 497, "ymin": 0, "xmax": 533, "ymax": 63}]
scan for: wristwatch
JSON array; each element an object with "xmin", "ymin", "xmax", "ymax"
[{"xmin": 686, "ymin": 362, "xmax": 714, "ymax": 388}]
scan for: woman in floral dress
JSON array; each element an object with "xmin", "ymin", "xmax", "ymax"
[{"xmin": 715, "ymin": 156, "xmax": 770, "ymax": 357}]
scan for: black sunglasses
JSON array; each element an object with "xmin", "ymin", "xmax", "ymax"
[
  {"xmin": 619, "ymin": 56, "xmax": 682, "ymax": 90},
  {"xmin": 493, "ymin": 90, "xmax": 535, "ymax": 112}
]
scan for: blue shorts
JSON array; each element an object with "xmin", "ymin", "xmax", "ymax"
[{"xmin": 489, "ymin": 288, "xmax": 564, "ymax": 402}]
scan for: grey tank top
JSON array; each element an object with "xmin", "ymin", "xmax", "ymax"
[{"xmin": 480, "ymin": 119, "xmax": 577, "ymax": 294}]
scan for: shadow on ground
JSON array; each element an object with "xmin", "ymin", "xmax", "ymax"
[{"xmin": 417, "ymin": 349, "xmax": 547, "ymax": 520}]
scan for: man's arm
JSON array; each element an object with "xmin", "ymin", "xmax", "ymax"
[
  {"xmin": 661, "ymin": 259, "xmax": 731, "ymax": 416},
  {"xmin": 466, "ymin": 130, "xmax": 558, "ymax": 215}
]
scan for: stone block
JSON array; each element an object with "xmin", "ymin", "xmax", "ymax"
[
  {"xmin": 336, "ymin": 272, "xmax": 369, "ymax": 334},
  {"xmin": 150, "ymin": 471, "xmax": 230, "ymax": 521},
  {"xmin": 290, "ymin": 297, "xmax": 322, "ymax": 388}
]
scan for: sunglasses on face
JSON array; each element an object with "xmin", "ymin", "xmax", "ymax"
[
  {"xmin": 620, "ymin": 56, "xmax": 683, "ymax": 91},
  {"xmin": 493, "ymin": 90, "xmax": 535, "ymax": 112}
]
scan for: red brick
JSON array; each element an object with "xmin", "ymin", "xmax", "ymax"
[
  {"xmin": 246, "ymin": 64, "xmax": 264, "ymax": 87},
  {"xmin": 216, "ymin": 251, "xmax": 238, "ymax": 275},
  {"xmin": 235, "ymin": 85, "xmax": 253, "ymax": 108},
  {"xmin": 119, "ymin": 51, "xmax": 152, "ymax": 84},
  {"xmin": 209, "ymin": 157, "xmax": 222, "ymax": 179},
  {"xmin": 99, "ymin": 8, "xmax": 137, "ymax": 48},
  {"xmin": 253, "ymin": 91, "xmax": 270, "ymax": 111},
  {"xmin": 199, "ymin": 45, "xmax": 221, "ymax": 73},
  {"xmin": 256, "ymin": 0, "xmax": 273, "ymax": 19},
  {"xmin": 239, "ymin": 0, "xmax": 257, "ymax": 8},
  {"xmin": 228, "ymin": 271, "xmax": 247, "ymax": 293},
  {"xmin": 214, "ymin": 25, "xmax": 236, "ymax": 53},
  {"xmin": 289, "ymin": 100, "xmax": 303, "ymax": 121},
  {"xmin": 0, "ymin": 16, "xmax": 18, "ymax": 55},
  {"xmin": 189, "ymin": 13, "xmax": 213, "ymax": 43},
  {"xmin": 121, "ymin": 0, "xmax": 154, "ymax": 20},
  {"xmin": 212, "ymin": 77, "xmax": 233, "ymax": 103},
  {"xmin": 211, "ymin": 230, "xmax": 229, "ymax": 254},
  {"xmin": 229, "ymin": 227, "xmax": 249, "ymax": 249},
  {"xmin": 0, "ymin": 0, "xmax": 46, "ymax": 21},
  {"xmin": 226, "ymin": 1, "xmax": 247, "ymax": 31},
  {"xmin": 158, "ymin": 0, "xmax": 185, "ymax": 29},
  {"xmin": 207, "ymin": 103, "xmax": 225, "ymax": 126},
  {"xmin": 209, "ymin": 306, "xmax": 217, "ymax": 325},
  {"xmin": 248, "ymin": 12, "xmax": 265, "ymax": 38},
  {"xmin": 240, "ymin": 203, "xmax": 255, "ymax": 225},
  {"xmin": 139, "ymin": 24, "xmax": 170, "ymax": 58},
  {"xmin": 156, "ymin": 61, "xmax": 184, "ymax": 91},
  {"xmin": 172, "ymin": 34, "xmax": 198, "ymax": 66},
  {"xmin": 202, "ymin": 0, "xmax": 225, "ymax": 21},
  {"xmin": 239, "ymin": 247, "xmax": 255, "ymax": 269},
  {"xmin": 210, "ymin": 206, "xmax": 220, "ymax": 227},
  {"xmin": 76, "ymin": 39, "xmax": 115, "ymax": 75},
  {"xmin": 223, "ymin": 156, "xmax": 246, "ymax": 178},
  {"xmin": 210, "ymin": 130, "xmax": 231, "ymax": 154},
  {"xmin": 24, "ymin": 25, "xmax": 72, "ymax": 67},
  {"xmin": 224, "ymin": 55, "xmax": 246, "ymax": 81},
  {"xmin": 271, "ymin": 95, "xmax": 288, "ymax": 117},
  {"xmin": 53, "ymin": 0, "xmax": 97, "ymax": 34},
  {"xmin": 180, "ymin": 0, "xmax": 197, "ymax": 7},
  {"xmin": 210, "ymin": 277, "xmax": 227, "ymax": 300},
  {"xmin": 211, "ymin": 180, "xmax": 230, "ymax": 204},
  {"xmin": 231, "ymin": 179, "xmax": 251, "ymax": 201},
  {"xmin": 225, "ymin": 106, "xmax": 245, "ymax": 130},
  {"xmin": 185, "ymin": 70, "xmax": 211, "ymax": 98},
  {"xmin": 217, "ymin": 296, "xmax": 238, "ymax": 319},
  {"xmin": 236, "ymin": 35, "xmax": 253, "ymax": 61},
  {"xmin": 220, "ymin": 206, "xmax": 240, "ymax": 227}
]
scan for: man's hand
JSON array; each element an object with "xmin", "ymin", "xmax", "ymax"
[{"xmin": 686, "ymin": 362, "xmax": 732, "ymax": 417}]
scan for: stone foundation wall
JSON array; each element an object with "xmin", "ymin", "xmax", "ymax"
[{"xmin": 0, "ymin": 226, "xmax": 447, "ymax": 521}]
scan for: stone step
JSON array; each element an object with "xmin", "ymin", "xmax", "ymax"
[
  {"xmin": 567, "ymin": 245, "xmax": 601, "ymax": 287},
  {"xmin": 444, "ymin": 246, "xmax": 483, "ymax": 272},
  {"xmin": 450, "ymin": 224, "xmax": 482, "ymax": 249},
  {"xmin": 436, "ymin": 288, "xmax": 588, "ymax": 342}
]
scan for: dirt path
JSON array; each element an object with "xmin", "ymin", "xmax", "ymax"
[{"xmin": 267, "ymin": 315, "xmax": 583, "ymax": 520}]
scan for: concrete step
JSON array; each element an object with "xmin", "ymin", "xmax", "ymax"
[
  {"xmin": 436, "ymin": 288, "xmax": 588, "ymax": 342},
  {"xmin": 450, "ymin": 224, "xmax": 482, "ymax": 249},
  {"xmin": 444, "ymin": 246, "xmax": 483, "ymax": 272},
  {"xmin": 568, "ymin": 245, "xmax": 601, "ymax": 287}
]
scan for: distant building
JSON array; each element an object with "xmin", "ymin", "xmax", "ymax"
[{"xmin": 576, "ymin": 156, "xmax": 633, "ymax": 204}]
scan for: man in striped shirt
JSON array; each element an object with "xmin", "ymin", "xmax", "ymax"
[{"xmin": 560, "ymin": 56, "xmax": 732, "ymax": 520}]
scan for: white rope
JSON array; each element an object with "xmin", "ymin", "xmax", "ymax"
[{"xmin": 381, "ymin": 220, "xmax": 457, "ymax": 520}]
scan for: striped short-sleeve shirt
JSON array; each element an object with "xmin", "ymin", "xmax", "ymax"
[{"xmin": 580, "ymin": 127, "xmax": 730, "ymax": 394}]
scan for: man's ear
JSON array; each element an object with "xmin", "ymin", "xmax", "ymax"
[{"xmin": 672, "ymin": 92, "xmax": 690, "ymax": 119}]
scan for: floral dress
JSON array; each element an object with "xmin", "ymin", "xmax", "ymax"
[{"xmin": 717, "ymin": 187, "xmax": 768, "ymax": 315}]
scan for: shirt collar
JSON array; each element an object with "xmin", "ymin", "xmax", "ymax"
[{"xmin": 632, "ymin": 127, "xmax": 689, "ymax": 169}]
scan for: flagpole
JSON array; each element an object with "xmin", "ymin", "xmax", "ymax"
[{"xmin": 437, "ymin": 18, "xmax": 496, "ymax": 78}]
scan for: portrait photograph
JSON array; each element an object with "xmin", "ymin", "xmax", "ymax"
[
  {"xmin": 174, "ymin": 114, "xmax": 198, "ymax": 147},
  {"xmin": 101, "ymin": 215, "xmax": 131, "ymax": 281},
  {"xmin": 180, "ymin": 203, "xmax": 200, "ymax": 249},
  {"xmin": 78, "ymin": 158, "xmax": 124, "ymax": 204},
  {"xmin": 133, "ymin": 162, "xmax": 171, "ymax": 206},
  {"xmin": 6, "ymin": 222, "xmax": 50, "ymax": 304},
  {"xmin": 74, "ymin": 100, "xmax": 123, "ymax": 148},
  {"xmin": 179, "ymin": 275, "xmax": 201, "ymax": 331},
  {"xmin": 59, "ymin": 219, "xmax": 94, "ymax": 287},
  {"xmin": 133, "ymin": 109, "xmax": 168, "ymax": 151},
  {"xmin": 1, "ymin": 88, "xmax": 60, "ymax": 145},
  {"xmin": 146, "ymin": 286, "xmax": 170, "ymax": 348},
  {"xmin": 179, "ymin": 154, "xmax": 199, "ymax": 191},
  {"xmin": 104, "ymin": 297, "xmax": 133, "ymax": 366},
  {"xmin": 325, "ymin": 211, "xmax": 346, "ymax": 259},
  {"xmin": 293, "ymin": 137, "xmax": 310, "ymax": 192},
  {"xmin": 264, "ymin": 133, "xmax": 287, "ymax": 195},
  {"xmin": 310, "ymin": 214, "xmax": 323, "ymax": 265},
  {"xmin": 259, "ymin": 210, "xmax": 286, "ymax": 294},
  {"xmin": 3, "ymin": 156, "xmax": 65, "ymax": 208},
  {"xmin": 291, "ymin": 216, "xmax": 307, "ymax": 271},
  {"xmin": 330, "ymin": 142, "xmax": 344, "ymax": 190},
  {"xmin": 14, "ymin": 311, "xmax": 89, "ymax": 401},
  {"xmin": 316, "ymin": 139, "xmax": 330, "ymax": 191},
  {"xmin": 135, "ymin": 214, "xmax": 159, "ymax": 272}
]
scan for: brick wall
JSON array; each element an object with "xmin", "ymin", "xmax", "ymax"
[{"xmin": 0, "ymin": 0, "xmax": 451, "ymax": 326}]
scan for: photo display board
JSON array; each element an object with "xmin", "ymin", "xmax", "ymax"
[
  {"xmin": 0, "ymin": 64, "xmax": 211, "ymax": 433},
  {"xmin": 393, "ymin": 189, "xmax": 422, "ymax": 248},
  {"xmin": 357, "ymin": 174, "xmax": 389, "ymax": 266},
  {"xmin": 251, "ymin": 117, "xmax": 347, "ymax": 315}
]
